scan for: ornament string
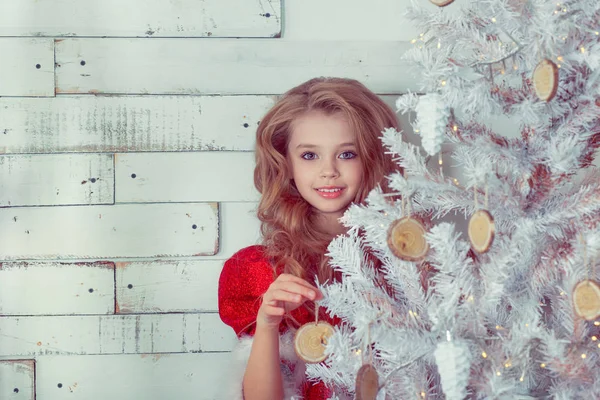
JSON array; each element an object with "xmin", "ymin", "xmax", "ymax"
[
  {"xmin": 485, "ymin": 181, "xmax": 489, "ymax": 210},
  {"xmin": 315, "ymin": 302, "xmax": 319, "ymax": 325}
]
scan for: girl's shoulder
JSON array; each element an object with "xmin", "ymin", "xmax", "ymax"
[
  {"xmin": 227, "ymin": 244, "xmax": 268, "ymax": 264},
  {"xmin": 218, "ymin": 245, "xmax": 275, "ymax": 336}
]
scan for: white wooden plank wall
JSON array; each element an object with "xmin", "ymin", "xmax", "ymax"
[{"xmin": 0, "ymin": 1, "xmax": 419, "ymax": 398}]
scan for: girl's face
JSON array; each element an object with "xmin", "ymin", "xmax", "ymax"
[{"xmin": 287, "ymin": 110, "xmax": 364, "ymax": 231}]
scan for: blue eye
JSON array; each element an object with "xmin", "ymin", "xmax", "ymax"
[
  {"xmin": 301, "ymin": 152, "xmax": 317, "ymax": 160},
  {"xmin": 340, "ymin": 151, "xmax": 357, "ymax": 159}
]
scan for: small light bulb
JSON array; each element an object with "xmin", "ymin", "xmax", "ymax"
[
  {"xmin": 496, "ymin": 371, "xmax": 501, "ymax": 376},
  {"xmin": 468, "ymin": 295, "xmax": 474, "ymax": 302},
  {"xmin": 482, "ymin": 351, "xmax": 488, "ymax": 358},
  {"xmin": 415, "ymin": 129, "xmax": 420, "ymax": 133},
  {"xmin": 421, "ymin": 391, "xmax": 426, "ymax": 398},
  {"xmin": 441, "ymin": 80, "xmax": 447, "ymax": 86},
  {"xmin": 557, "ymin": 56, "xmax": 563, "ymax": 61},
  {"xmin": 491, "ymin": 17, "xmax": 496, "ymax": 23},
  {"xmin": 411, "ymin": 39, "xmax": 417, "ymax": 44},
  {"xmin": 453, "ymin": 125, "xmax": 458, "ymax": 131},
  {"xmin": 581, "ymin": 353, "xmax": 587, "ymax": 359},
  {"xmin": 540, "ymin": 363, "xmax": 546, "ymax": 368},
  {"xmin": 437, "ymin": 41, "xmax": 441, "ymax": 49},
  {"xmin": 525, "ymin": 323, "xmax": 529, "ymax": 327},
  {"xmin": 581, "ymin": 47, "xmax": 586, "ymax": 53},
  {"xmin": 594, "ymin": 321, "xmax": 599, "ymax": 326},
  {"xmin": 513, "ymin": 64, "xmax": 518, "ymax": 70},
  {"xmin": 438, "ymin": 159, "xmax": 443, "ymax": 165},
  {"xmin": 356, "ymin": 349, "xmax": 362, "ymax": 355},
  {"xmin": 592, "ymin": 336, "xmax": 597, "ymax": 341},
  {"xmin": 597, "ymin": 343, "xmax": 600, "ymax": 348},
  {"xmin": 596, "ymin": 31, "xmax": 599, "ymax": 36}
]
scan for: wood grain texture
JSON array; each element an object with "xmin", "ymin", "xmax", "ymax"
[
  {"xmin": 0, "ymin": 154, "xmax": 114, "ymax": 207},
  {"xmin": 0, "ymin": 360, "xmax": 35, "ymax": 400},
  {"xmin": 0, "ymin": 203, "xmax": 218, "ymax": 260},
  {"xmin": 55, "ymin": 39, "xmax": 415, "ymax": 95},
  {"xmin": 203, "ymin": 201, "xmax": 260, "ymax": 260},
  {"xmin": 0, "ymin": 38, "xmax": 54, "ymax": 97},
  {"xmin": 115, "ymin": 152, "xmax": 258, "ymax": 203},
  {"xmin": 0, "ymin": 0, "xmax": 280, "ymax": 38},
  {"xmin": 115, "ymin": 259, "xmax": 223, "ymax": 313},
  {"xmin": 0, "ymin": 261, "xmax": 114, "ymax": 316},
  {"xmin": 0, "ymin": 95, "xmax": 271, "ymax": 154},
  {"xmin": 35, "ymin": 353, "xmax": 232, "ymax": 399},
  {"xmin": 0, "ymin": 314, "xmax": 235, "ymax": 356}
]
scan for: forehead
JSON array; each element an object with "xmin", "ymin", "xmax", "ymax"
[{"xmin": 288, "ymin": 111, "xmax": 356, "ymax": 147}]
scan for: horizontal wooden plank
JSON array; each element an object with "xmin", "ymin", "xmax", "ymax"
[
  {"xmin": 56, "ymin": 39, "xmax": 416, "ymax": 95},
  {"xmin": 115, "ymin": 152, "xmax": 258, "ymax": 203},
  {"xmin": 0, "ymin": 314, "xmax": 235, "ymax": 357},
  {"xmin": 199, "ymin": 313, "xmax": 238, "ymax": 352},
  {"xmin": 284, "ymin": 0, "xmax": 422, "ymax": 41},
  {"xmin": 0, "ymin": 261, "xmax": 114, "ymax": 316},
  {"xmin": 206, "ymin": 201, "xmax": 261, "ymax": 260},
  {"xmin": 0, "ymin": 203, "xmax": 218, "ymax": 260},
  {"xmin": 116, "ymin": 260, "xmax": 223, "ymax": 313},
  {"xmin": 0, "ymin": 95, "xmax": 271, "ymax": 154},
  {"xmin": 35, "ymin": 353, "xmax": 232, "ymax": 400},
  {"xmin": 0, "ymin": 154, "xmax": 114, "ymax": 207},
  {"xmin": 0, "ymin": 314, "xmax": 235, "ymax": 356},
  {"xmin": 0, "ymin": 360, "xmax": 35, "ymax": 400},
  {"xmin": 0, "ymin": 0, "xmax": 280, "ymax": 38},
  {"xmin": 0, "ymin": 38, "xmax": 54, "ymax": 97}
]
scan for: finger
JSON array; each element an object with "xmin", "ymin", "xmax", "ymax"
[
  {"xmin": 269, "ymin": 281, "xmax": 319, "ymax": 301},
  {"xmin": 260, "ymin": 304, "xmax": 285, "ymax": 316},
  {"xmin": 266, "ymin": 288, "xmax": 307, "ymax": 305},
  {"xmin": 276, "ymin": 274, "xmax": 322, "ymax": 294}
]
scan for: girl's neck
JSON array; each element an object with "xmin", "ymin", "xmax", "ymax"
[{"xmin": 316, "ymin": 213, "xmax": 348, "ymax": 237}]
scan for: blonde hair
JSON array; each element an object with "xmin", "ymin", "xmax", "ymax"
[{"xmin": 254, "ymin": 77, "xmax": 400, "ymax": 286}]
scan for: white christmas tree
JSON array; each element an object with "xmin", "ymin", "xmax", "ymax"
[{"xmin": 305, "ymin": 0, "xmax": 600, "ymax": 398}]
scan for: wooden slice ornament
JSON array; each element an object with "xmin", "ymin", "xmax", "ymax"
[
  {"xmin": 355, "ymin": 364, "xmax": 379, "ymax": 400},
  {"xmin": 532, "ymin": 59, "xmax": 559, "ymax": 102},
  {"xmin": 573, "ymin": 280, "xmax": 600, "ymax": 320},
  {"xmin": 294, "ymin": 306, "xmax": 334, "ymax": 364},
  {"xmin": 387, "ymin": 217, "xmax": 429, "ymax": 261},
  {"xmin": 429, "ymin": 0, "xmax": 455, "ymax": 6},
  {"xmin": 468, "ymin": 209, "xmax": 495, "ymax": 253}
]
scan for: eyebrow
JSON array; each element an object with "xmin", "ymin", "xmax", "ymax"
[{"xmin": 295, "ymin": 142, "xmax": 356, "ymax": 150}]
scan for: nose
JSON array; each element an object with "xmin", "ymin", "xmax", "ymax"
[{"xmin": 320, "ymin": 159, "xmax": 339, "ymax": 178}]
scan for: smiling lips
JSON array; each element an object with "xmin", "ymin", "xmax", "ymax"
[{"xmin": 315, "ymin": 186, "xmax": 345, "ymax": 199}]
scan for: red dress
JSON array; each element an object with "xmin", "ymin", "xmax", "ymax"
[{"xmin": 219, "ymin": 245, "xmax": 338, "ymax": 399}]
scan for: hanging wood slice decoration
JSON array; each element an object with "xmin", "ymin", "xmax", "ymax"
[
  {"xmin": 356, "ymin": 364, "xmax": 379, "ymax": 400},
  {"xmin": 468, "ymin": 210, "xmax": 495, "ymax": 253},
  {"xmin": 387, "ymin": 217, "xmax": 429, "ymax": 261},
  {"xmin": 429, "ymin": 0, "xmax": 455, "ymax": 6},
  {"xmin": 294, "ymin": 322, "xmax": 334, "ymax": 363},
  {"xmin": 573, "ymin": 280, "xmax": 600, "ymax": 321},
  {"xmin": 532, "ymin": 59, "xmax": 559, "ymax": 102}
]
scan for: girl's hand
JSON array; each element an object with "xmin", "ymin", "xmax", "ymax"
[{"xmin": 257, "ymin": 274, "xmax": 322, "ymax": 330}]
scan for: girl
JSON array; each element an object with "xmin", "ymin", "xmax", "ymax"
[{"xmin": 218, "ymin": 77, "xmax": 401, "ymax": 399}]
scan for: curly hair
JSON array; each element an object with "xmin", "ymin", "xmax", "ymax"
[{"xmin": 254, "ymin": 77, "xmax": 401, "ymax": 287}]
